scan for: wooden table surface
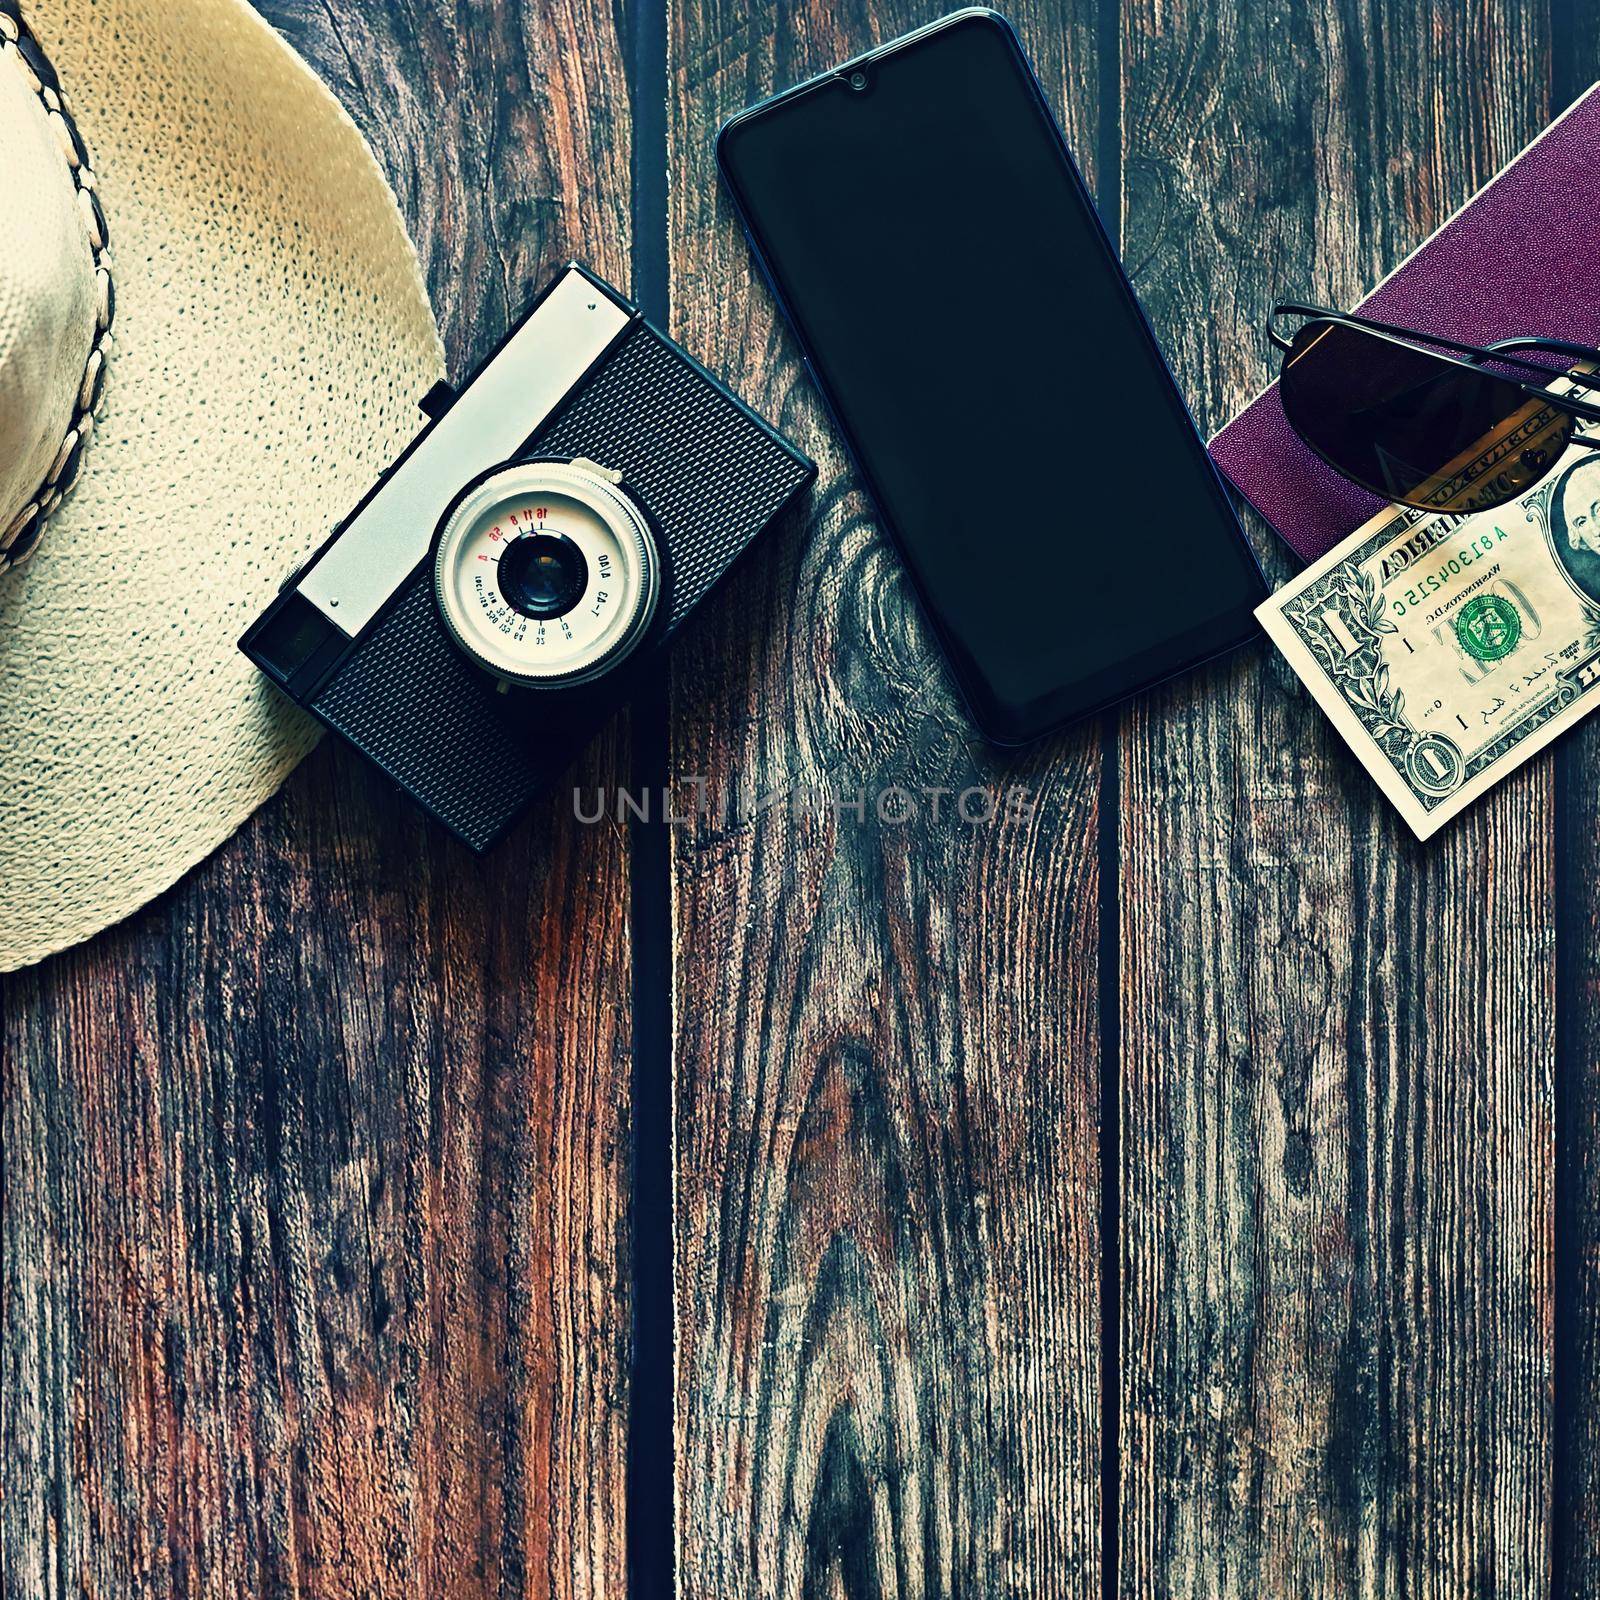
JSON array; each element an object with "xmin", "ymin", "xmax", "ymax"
[{"xmin": 6, "ymin": 0, "xmax": 1599, "ymax": 1595}]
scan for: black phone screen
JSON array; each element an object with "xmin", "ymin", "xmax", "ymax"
[{"xmin": 717, "ymin": 10, "xmax": 1264, "ymax": 741}]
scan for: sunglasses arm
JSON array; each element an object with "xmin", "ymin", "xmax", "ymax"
[
  {"xmin": 1524, "ymin": 385, "xmax": 1600, "ymax": 425},
  {"xmin": 1486, "ymin": 334, "xmax": 1600, "ymax": 364},
  {"xmin": 1266, "ymin": 300, "xmax": 1480, "ymax": 356},
  {"xmin": 1268, "ymin": 303, "xmax": 1600, "ymax": 373}
]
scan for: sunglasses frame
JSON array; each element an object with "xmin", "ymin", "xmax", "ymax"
[
  {"xmin": 1272, "ymin": 301, "xmax": 1600, "ymax": 410},
  {"xmin": 1266, "ymin": 303, "xmax": 1600, "ymax": 510}
]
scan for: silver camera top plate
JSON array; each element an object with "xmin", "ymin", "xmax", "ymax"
[{"xmin": 296, "ymin": 267, "xmax": 632, "ymax": 638}]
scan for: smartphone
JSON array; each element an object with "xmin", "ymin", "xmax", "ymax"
[{"xmin": 717, "ymin": 9, "xmax": 1265, "ymax": 743}]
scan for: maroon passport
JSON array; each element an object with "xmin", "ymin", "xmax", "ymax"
[{"xmin": 1210, "ymin": 84, "xmax": 1600, "ymax": 563}]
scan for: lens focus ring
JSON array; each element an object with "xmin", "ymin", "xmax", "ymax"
[{"xmin": 432, "ymin": 457, "xmax": 660, "ymax": 687}]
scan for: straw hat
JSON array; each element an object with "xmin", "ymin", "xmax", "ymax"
[{"xmin": 0, "ymin": 0, "xmax": 444, "ymax": 970}]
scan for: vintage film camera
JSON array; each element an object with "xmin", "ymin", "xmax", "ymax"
[{"xmin": 242, "ymin": 265, "xmax": 815, "ymax": 850}]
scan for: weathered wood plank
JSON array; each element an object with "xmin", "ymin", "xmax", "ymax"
[
  {"xmin": 1116, "ymin": 2, "xmax": 1556, "ymax": 1594},
  {"xmin": 1555, "ymin": 2, "xmax": 1600, "ymax": 1588},
  {"xmin": 1556, "ymin": 755, "xmax": 1600, "ymax": 1582},
  {"xmin": 1, "ymin": 4, "xmax": 635, "ymax": 1596},
  {"xmin": 666, "ymin": 3, "xmax": 1106, "ymax": 1595}
]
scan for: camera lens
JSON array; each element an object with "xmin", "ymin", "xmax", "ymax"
[
  {"xmin": 498, "ymin": 531, "xmax": 588, "ymax": 619},
  {"xmin": 848, "ymin": 69, "xmax": 868, "ymax": 91},
  {"xmin": 434, "ymin": 459, "xmax": 661, "ymax": 688}
]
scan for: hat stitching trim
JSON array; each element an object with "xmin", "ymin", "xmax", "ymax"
[{"xmin": 0, "ymin": 2, "xmax": 116, "ymax": 571}]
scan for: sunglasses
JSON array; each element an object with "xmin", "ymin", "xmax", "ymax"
[{"xmin": 1269, "ymin": 303, "xmax": 1600, "ymax": 514}]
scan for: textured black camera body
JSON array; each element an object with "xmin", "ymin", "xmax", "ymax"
[{"xmin": 241, "ymin": 264, "xmax": 814, "ymax": 851}]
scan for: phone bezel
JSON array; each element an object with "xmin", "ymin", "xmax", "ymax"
[{"xmin": 717, "ymin": 8, "xmax": 1266, "ymax": 745}]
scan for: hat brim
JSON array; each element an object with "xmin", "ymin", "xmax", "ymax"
[{"xmin": 0, "ymin": 0, "xmax": 444, "ymax": 971}]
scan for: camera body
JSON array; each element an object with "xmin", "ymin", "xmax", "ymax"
[{"xmin": 241, "ymin": 264, "xmax": 814, "ymax": 850}]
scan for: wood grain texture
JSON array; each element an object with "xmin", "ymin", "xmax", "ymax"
[
  {"xmin": 1555, "ymin": 3, "xmax": 1600, "ymax": 1587},
  {"xmin": 1115, "ymin": 2, "xmax": 1556, "ymax": 1594},
  {"xmin": 666, "ymin": 3, "xmax": 1106, "ymax": 1596},
  {"xmin": 8, "ymin": 3, "xmax": 1598, "ymax": 1597},
  {"xmin": 1, "ymin": 4, "xmax": 635, "ymax": 1597},
  {"xmin": 1556, "ymin": 730, "xmax": 1600, "ymax": 1583}
]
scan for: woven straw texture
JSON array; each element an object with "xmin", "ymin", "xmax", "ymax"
[{"xmin": 0, "ymin": 0, "xmax": 445, "ymax": 971}]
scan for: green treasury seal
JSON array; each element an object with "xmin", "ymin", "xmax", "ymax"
[{"xmin": 1454, "ymin": 593, "xmax": 1522, "ymax": 662}]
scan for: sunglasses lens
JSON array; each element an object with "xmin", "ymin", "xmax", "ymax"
[{"xmin": 1280, "ymin": 318, "xmax": 1572, "ymax": 513}]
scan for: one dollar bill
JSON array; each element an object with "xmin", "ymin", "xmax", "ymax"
[{"xmin": 1257, "ymin": 437, "xmax": 1600, "ymax": 838}]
